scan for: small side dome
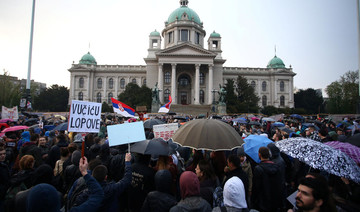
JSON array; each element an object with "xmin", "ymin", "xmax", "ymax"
[
  {"xmin": 150, "ymin": 30, "xmax": 160, "ymax": 36},
  {"xmin": 267, "ymin": 55, "xmax": 285, "ymax": 69},
  {"xmin": 210, "ymin": 31, "xmax": 221, "ymax": 38},
  {"xmin": 79, "ymin": 52, "xmax": 97, "ymax": 65}
]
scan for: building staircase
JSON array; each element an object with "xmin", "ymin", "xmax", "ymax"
[{"xmin": 170, "ymin": 104, "xmax": 214, "ymax": 116}]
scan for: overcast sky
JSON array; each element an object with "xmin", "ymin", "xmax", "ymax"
[{"xmin": 0, "ymin": 0, "xmax": 358, "ymax": 96}]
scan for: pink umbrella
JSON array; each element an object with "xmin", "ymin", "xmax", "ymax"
[
  {"xmin": 325, "ymin": 141, "xmax": 360, "ymax": 165},
  {"xmin": 1, "ymin": 125, "xmax": 29, "ymax": 133},
  {"xmin": 0, "ymin": 119, "xmax": 14, "ymax": 123},
  {"xmin": 251, "ymin": 117, "xmax": 259, "ymax": 121}
]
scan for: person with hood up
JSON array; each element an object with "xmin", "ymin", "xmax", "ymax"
[
  {"xmin": 251, "ymin": 147, "xmax": 282, "ymax": 212},
  {"xmin": 63, "ymin": 150, "xmax": 82, "ymax": 192},
  {"xmin": 170, "ymin": 171, "xmax": 211, "ymax": 212},
  {"xmin": 17, "ymin": 131, "xmax": 30, "ymax": 151},
  {"xmin": 212, "ymin": 176, "xmax": 248, "ymax": 212},
  {"xmin": 142, "ymin": 169, "xmax": 178, "ymax": 212}
]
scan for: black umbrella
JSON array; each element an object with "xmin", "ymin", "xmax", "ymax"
[
  {"xmin": 53, "ymin": 122, "xmax": 68, "ymax": 131},
  {"xmin": 278, "ymin": 127, "xmax": 294, "ymax": 135},
  {"xmin": 24, "ymin": 118, "xmax": 39, "ymax": 126},
  {"xmin": 130, "ymin": 138, "xmax": 172, "ymax": 156},
  {"xmin": 248, "ymin": 121, "xmax": 261, "ymax": 126},
  {"xmin": 174, "ymin": 116, "xmax": 187, "ymax": 121},
  {"xmin": 345, "ymin": 133, "xmax": 360, "ymax": 147},
  {"xmin": 143, "ymin": 119, "xmax": 165, "ymax": 129}
]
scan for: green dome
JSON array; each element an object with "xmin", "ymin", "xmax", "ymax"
[
  {"xmin": 150, "ymin": 30, "xmax": 160, "ymax": 36},
  {"xmin": 168, "ymin": 5, "xmax": 201, "ymax": 25},
  {"xmin": 210, "ymin": 31, "xmax": 221, "ymax": 38},
  {"xmin": 267, "ymin": 55, "xmax": 285, "ymax": 69},
  {"xmin": 79, "ymin": 52, "xmax": 97, "ymax": 65}
]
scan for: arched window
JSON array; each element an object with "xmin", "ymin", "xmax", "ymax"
[
  {"xmin": 262, "ymin": 81, "xmax": 267, "ymax": 92},
  {"xmin": 108, "ymin": 93, "xmax": 113, "ymax": 104},
  {"xmin": 251, "ymin": 81, "xmax": 256, "ymax": 89},
  {"xmin": 132, "ymin": 78, "xmax": 137, "ymax": 84},
  {"xmin": 179, "ymin": 75, "xmax": 190, "ymax": 86},
  {"xmin": 78, "ymin": 92, "xmax": 83, "ymax": 100},
  {"xmin": 200, "ymin": 72, "xmax": 205, "ymax": 85},
  {"xmin": 164, "ymin": 72, "xmax": 171, "ymax": 84},
  {"xmin": 120, "ymin": 78, "xmax": 125, "ymax": 89},
  {"xmin": 164, "ymin": 89, "xmax": 170, "ymax": 102},
  {"xmin": 280, "ymin": 81, "xmax": 284, "ymax": 92},
  {"xmin": 143, "ymin": 79, "xmax": 146, "ymax": 86},
  {"xmin": 96, "ymin": 92, "xmax": 102, "ymax": 103},
  {"xmin": 280, "ymin": 95, "xmax": 285, "ymax": 107},
  {"xmin": 97, "ymin": 78, "xmax": 102, "ymax": 89},
  {"xmin": 200, "ymin": 90, "xmax": 204, "ymax": 104},
  {"xmin": 109, "ymin": 78, "xmax": 113, "ymax": 89},
  {"xmin": 262, "ymin": 95, "xmax": 267, "ymax": 107},
  {"xmin": 79, "ymin": 78, "xmax": 84, "ymax": 88}
]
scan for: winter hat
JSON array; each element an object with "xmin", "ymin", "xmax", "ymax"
[
  {"xmin": 155, "ymin": 169, "xmax": 172, "ymax": 194},
  {"xmin": 45, "ymin": 131, "xmax": 50, "ymax": 137},
  {"xmin": 21, "ymin": 131, "xmax": 30, "ymax": 142},
  {"xmin": 74, "ymin": 134, "xmax": 83, "ymax": 143},
  {"xmin": 26, "ymin": 183, "xmax": 60, "ymax": 212},
  {"xmin": 223, "ymin": 176, "xmax": 247, "ymax": 209},
  {"xmin": 179, "ymin": 171, "xmax": 200, "ymax": 199},
  {"xmin": 32, "ymin": 164, "xmax": 53, "ymax": 185}
]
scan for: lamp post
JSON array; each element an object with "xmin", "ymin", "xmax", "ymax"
[{"xmin": 23, "ymin": 0, "xmax": 36, "ymax": 111}]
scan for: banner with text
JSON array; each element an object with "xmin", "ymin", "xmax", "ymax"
[
  {"xmin": 1, "ymin": 106, "xmax": 19, "ymax": 121},
  {"xmin": 68, "ymin": 100, "xmax": 102, "ymax": 133},
  {"xmin": 153, "ymin": 123, "xmax": 179, "ymax": 141}
]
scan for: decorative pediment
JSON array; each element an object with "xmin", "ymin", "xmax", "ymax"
[{"xmin": 156, "ymin": 43, "xmax": 216, "ymax": 57}]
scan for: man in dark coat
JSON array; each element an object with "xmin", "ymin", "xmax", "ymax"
[
  {"xmin": 251, "ymin": 147, "xmax": 283, "ymax": 212},
  {"xmin": 0, "ymin": 144, "xmax": 10, "ymax": 211},
  {"xmin": 19, "ymin": 134, "xmax": 43, "ymax": 168},
  {"xmin": 224, "ymin": 154, "xmax": 249, "ymax": 201}
]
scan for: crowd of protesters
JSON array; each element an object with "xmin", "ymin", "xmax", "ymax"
[{"xmin": 0, "ymin": 114, "xmax": 359, "ymax": 212}]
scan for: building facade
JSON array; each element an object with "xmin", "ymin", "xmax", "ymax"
[{"xmin": 68, "ymin": 0, "xmax": 296, "ymax": 108}]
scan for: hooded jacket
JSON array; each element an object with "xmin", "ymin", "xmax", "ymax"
[
  {"xmin": 17, "ymin": 131, "xmax": 30, "ymax": 150},
  {"xmin": 170, "ymin": 171, "xmax": 211, "ymax": 212},
  {"xmin": 142, "ymin": 169, "xmax": 177, "ymax": 212},
  {"xmin": 251, "ymin": 160, "xmax": 282, "ymax": 212},
  {"xmin": 224, "ymin": 177, "xmax": 247, "ymax": 209}
]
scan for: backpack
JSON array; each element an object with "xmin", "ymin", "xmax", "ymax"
[{"xmin": 213, "ymin": 186, "xmax": 224, "ymax": 208}]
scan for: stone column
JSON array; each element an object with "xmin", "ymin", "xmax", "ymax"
[
  {"xmin": 194, "ymin": 64, "xmax": 200, "ymax": 105},
  {"xmin": 208, "ymin": 64, "xmax": 213, "ymax": 104},
  {"xmin": 171, "ymin": 63, "xmax": 177, "ymax": 104},
  {"xmin": 88, "ymin": 73, "xmax": 92, "ymax": 101},
  {"xmin": 115, "ymin": 77, "xmax": 118, "ymax": 98},
  {"xmin": 71, "ymin": 75, "xmax": 76, "ymax": 100},
  {"xmin": 103, "ymin": 77, "xmax": 107, "ymax": 103},
  {"xmin": 158, "ymin": 63, "xmax": 164, "ymax": 103}
]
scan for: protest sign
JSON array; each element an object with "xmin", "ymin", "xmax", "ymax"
[
  {"xmin": 68, "ymin": 100, "xmax": 102, "ymax": 133},
  {"xmin": 153, "ymin": 123, "xmax": 179, "ymax": 141},
  {"xmin": 107, "ymin": 122, "xmax": 146, "ymax": 147},
  {"xmin": 1, "ymin": 106, "xmax": 19, "ymax": 121}
]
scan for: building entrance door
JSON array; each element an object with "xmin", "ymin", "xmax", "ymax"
[{"xmin": 180, "ymin": 92, "xmax": 187, "ymax": 105}]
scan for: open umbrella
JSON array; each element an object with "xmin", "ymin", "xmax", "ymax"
[
  {"xmin": 262, "ymin": 117, "xmax": 275, "ymax": 122},
  {"xmin": 325, "ymin": 141, "xmax": 360, "ymax": 165},
  {"xmin": 278, "ymin": 127, "xmax": 294, "ymax": 135},
  {"xmin": 0, "ymin": 119, "xmax": 14, "ymax": 123},
  {"xmin": 345, "ymin": 133, "xmax": 360, "ymax": 147},
  {"xmin": 251, "ymin": 117, "xmax": 259, "ymax": 121},
  {"xmin": 275, "ymin": 137, "xmax": 360, "ymax": 183},
  {"xmin": 130, "ymin": 138, "xmax": 172, "ymax": 156},
  {"xmin": 232, "ymin": 117, "xmax": 247, "ymax": 124},
  {"xmin": 301, "ymin": 123, "xmax": 320, "ymax": 131},
  {"xmin": 248, "ymin": 121, "xmax": 261, "ymax": 126},
  {"xmin": 271, "ymin": 122, "xmax": 285, "ymax": 127},
  {"xmin": 53, "ymin": 122, "xmax": 68, "ymax": 131},
  {"xmin": 143, "ymin": 119, "xmax": 165, "ymax": 129},
  {"xmin": 1, "ymin": 125, "xmax": 29, "ymax": 133},
  {"xmin": 290, "ymin": 114, "xmax": 304, "ymax": 120},
  {"xmin": 171, "ymin": 119, "xmax": 244, "ymax": 151},
  {"xmin": 174, "ymin": 116, "xmax": 187, "ymax": 121},
  {"xmin": 243, "ymin": 135, "xmax": 273, "ymax": 163}
]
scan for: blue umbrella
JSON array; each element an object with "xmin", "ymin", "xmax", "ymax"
[
  {"xmin": 290, "ymin": 114, "xmax": 304, "ymax": 120},
  {"xmin": 244, "ymin": 135, "xmax": 273, "ymax": 163},
  {"xmin": 272, "ymin": 122, "xmax": 285, "ymax": 127},
  {"xmin": 232, "ymin": 117, "xmax": 247, "ymax": 124},
  {"xmin": 53, "ymin": 122, "xmax": 68, "ymax": 131}
]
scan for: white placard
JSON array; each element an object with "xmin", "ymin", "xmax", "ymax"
[
  {"xmin": 1, "ymin": 106, "xmax": 19, "ymax": 121},
  {"xmin": 153, "ymin": 123, "xmax": 179, "ymax": 141},
  {"xmin": 68, "ymin": 100, "xmax": 102, "ymax": 133},
  {"xmin": 107, "ymin": 122, "xmax": 146, "ymax": 147}
]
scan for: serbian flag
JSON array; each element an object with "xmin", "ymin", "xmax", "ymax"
[
  {"xmin": 158, "ymin": 96, "xmax": 172, "ymax": 113},
  {"xmin": 111, "ymin": 98, "xmax": 135, "ymax": 117}
]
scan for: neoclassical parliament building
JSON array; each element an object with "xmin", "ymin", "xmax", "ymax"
[{"xmin": 68, "ymin": 0, "xmax": 296, "ymax": 110}]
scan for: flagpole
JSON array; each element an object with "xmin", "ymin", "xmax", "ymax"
[{"xmin": 357, "ymin": 0, "xmax": 360, "ymax": 113}]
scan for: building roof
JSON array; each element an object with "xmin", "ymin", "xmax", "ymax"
[
  {"xmin": 79, "ymin": 52, "xmax": 97, "ymax": 65},
  {"xmin": 210, "ymin": 31, "xmax": 221, "ymax": 38},
  {"xmin": 150, "ymin": 30, "xmax": 160, "ymax": 36},
  {"xmin": 267, "ymin": 55, "xmax": 285, "ymax": 69},
  {"xmin": 167, "ymin": 1, "xmax": 201, "ymax": 25}
]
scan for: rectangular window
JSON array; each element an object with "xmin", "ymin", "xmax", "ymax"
[
  {"xmin": 196, "ymin": 32, "xmax": 200, "ymax": 44},
  {"xmin": 180, "ymin": 29, "xmax": 188, "ymax": 41},
  {"xmin": 168, "ymin": 32, "xmax": 173, "ymax": 43},
  {"xmin": 212, "ymin": 41, "xmax": 218, "ymax": 49},
  {"xmin": 152, "ymin": 39, "xmax": 158, "ymax": 48}
]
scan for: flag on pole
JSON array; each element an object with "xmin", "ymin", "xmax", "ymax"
[
  {"xmin": 111, "ymin": 98, "xmax": 135, "ymax": 117},
  {"xmin": 158, "ymin": 95, "xmax": 172, "ymax": 113}
]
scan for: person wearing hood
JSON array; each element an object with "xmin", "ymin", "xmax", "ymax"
[
  {"xmin": 17, "ymin": 131, "xmax": 30, "ymax": 151},
  {"xmin": 142, "ymin": 169, "xmax": 177, "ymax": 212},
  {"xmin": 224, "ymin": 155, "xmax": 249, "ymax": 202},
  {"xmin": 212, "ymin": 176, "xmax": 248, "ymax": 212},
  {"xmin": 251, "ymin": 147, "xmax": 282, "ymax": 212},
  {"xmin": 47, "ymin": 134, "xmax": 69, "ymax": 169},
  {"xmin": 63, "ymin": 150, "xmax": 82, "ymax": 192},
  {"xmin": 170, "ymin": 171, "xmax": 211, "ymax": 212}
]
